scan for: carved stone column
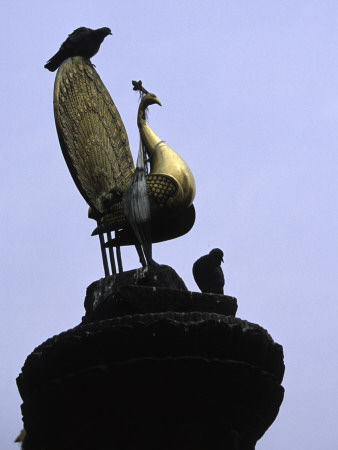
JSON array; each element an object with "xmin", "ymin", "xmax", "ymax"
[{"xmin": 17, "ymin": 266, "xmax": 284, "ymax": 450}]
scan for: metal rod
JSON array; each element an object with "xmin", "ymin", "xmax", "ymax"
[
  {"xmin": 115, "ymin": 231, "xmax": 123, "ymax": 273},
  {"xmin": 135, "ymin": 243, "xmax": 147, "ymax": 267},
  {"xmin": 107, "ymin": 232, "xmax": 117, "ymax": 275},
  {"xmin": 99, "ymin": 233, "xmax": 110, "ymax": 277}
]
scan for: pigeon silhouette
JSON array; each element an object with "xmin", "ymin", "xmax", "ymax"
[
  {"xmin": 193, "ymin": 248, "xmax": 225, "ymax": 294},
  {"xmin": 44, "ymin": 26, "xmax": 112, "ymax": 72}
]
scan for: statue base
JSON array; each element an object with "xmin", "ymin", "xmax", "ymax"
[
  {"xmin": 83, "ymin": 264, "xmax": 238, "ymax": 323},
  {"xmin": 17, "ymin": 266, "xmax": 284, "ymax": 450}
]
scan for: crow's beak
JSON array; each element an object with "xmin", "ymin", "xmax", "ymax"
[{"xmin": 222, "ymin": 258, "xmax": 224, "ymax": 263}]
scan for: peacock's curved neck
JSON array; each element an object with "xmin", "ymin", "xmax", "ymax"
[
  {"xmin": 137, "ymin": 102, "xmax": 161, "ymax": 161},
  {"xmin": 137, "ymin": 96, "xmax": 196, "ymax": 209}
]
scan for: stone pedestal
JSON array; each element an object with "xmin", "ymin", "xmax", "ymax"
[{"xmin": 17, "ymin": 265, "xmax": 284, "ymax": 450}]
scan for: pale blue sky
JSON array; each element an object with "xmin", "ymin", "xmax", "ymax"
[{"xmin": 1, "ymin": 1, "xmax": 337, "ymax": 448}]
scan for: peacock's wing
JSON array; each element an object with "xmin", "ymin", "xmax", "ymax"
[{"xmin": 53, "ymin": 56, "xmax": 134, "ymax": 216}]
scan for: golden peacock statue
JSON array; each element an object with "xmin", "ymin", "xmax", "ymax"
[
  {"xmin": 53, "ymin": 56, "xmax": 196, "ymax": 274},
  {"xmin": 54, "ymin": 56, "xmax": 196, "ymax": 275}
]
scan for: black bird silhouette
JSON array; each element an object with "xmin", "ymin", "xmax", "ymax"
[
  {"xmin": 193, "ymin": 248, "xmax": 225, "ymax": 294},
  {"xmin": 44, "ymin": 26, "xmax": 112, "ymax": 72}
]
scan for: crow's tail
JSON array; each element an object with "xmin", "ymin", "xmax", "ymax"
[{"xmin": 44, "ymin": 51, "xmax": 65, "ymax": 72}]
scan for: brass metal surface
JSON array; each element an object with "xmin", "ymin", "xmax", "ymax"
[
  {"xmin": 138, "ymin": 94, "xmax": 196, "ymax": 214},
  {"xmin": 54, "ymin": 56, "xmax": 134, "ymax": 216},
  {"xmin": 53, "ymin": 57, "xmax": 196, "ymax": 243}
]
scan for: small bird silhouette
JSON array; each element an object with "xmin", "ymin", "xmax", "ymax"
[
  {"xmin": 44, "ymin": 26, "xmax": 112, "ymax": 72},
  {"xmin": 193, "ymin": 248, "xmax": 225, "ymax": 294}
]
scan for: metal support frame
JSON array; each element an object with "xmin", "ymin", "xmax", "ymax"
[
  {"xmin": 107, "ymin": 232, "xmax": 117, "ymax": 275},
  {"xmin": 115, "ymin": 231, "xmax": 123, "ymax": 273},
  {"xmin": 99, "ymin": 228, "xmax": 151, "ymax": 275},
  {"xmin": 99, "ymin": 233, "xmax": 110, "ymax": 277}
]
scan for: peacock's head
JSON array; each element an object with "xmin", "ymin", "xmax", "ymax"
[{"xmin": 141, "ymin": 93, "xmax": 162, "ymax": 109}]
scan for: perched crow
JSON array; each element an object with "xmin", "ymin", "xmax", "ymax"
[
  {"xmin": 193, "ymin": 248, "xmax": 225, "ymax": 294},
  {"xmin": 44, "ymin": 26, "xmax": 112, "ymax": 72}
]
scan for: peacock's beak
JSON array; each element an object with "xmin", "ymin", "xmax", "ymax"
[{"xmin": 153, "ymin": 96, "xmax": 162, "ymax": 107}]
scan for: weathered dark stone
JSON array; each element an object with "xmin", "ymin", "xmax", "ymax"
[
  {"xmin": 20, "ymin": 357, "xmax": 284, "ymax": 450},
  {"xmin": 17, "ymin": 313, "xmax": 284, "ymax": 400},
  {"xmin": 18, "ymin": 314, "xmax": 284, "ymax": 449},
  {"xmin": 83, "ymin": 264, "xmax": 237, "ymax": 323},
  {"xmin": 17, "ymin": 265, "xmax": 285, "ymax": 450},
  {"xmin": 84, "ymin": 264, "xmax": 187, "ymax": 317},
  {"xmin": 83, "ymin": 285, "xmax": 238, "ymax": 323},
  {"xmin": 87, "ymin": 264, "xmax": 188, "ymax": 294}
]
